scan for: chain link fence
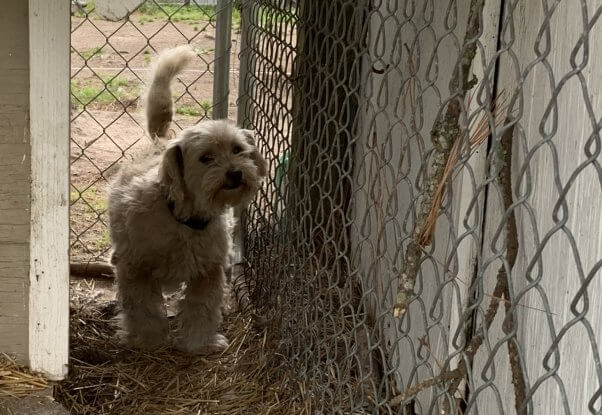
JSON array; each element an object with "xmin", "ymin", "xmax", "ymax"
[
  {"xmin": 69, "ymin": 0, "xmax": 238, "ymax": 262},
  {"xmin": 238, "ymin": 0, "xmax": 602, "ymax": 413}
]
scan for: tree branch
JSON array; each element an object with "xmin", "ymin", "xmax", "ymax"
[
  {"xmin": 70, "ymin": 261, "xmax": 114, "ymax": 279},
  {"xmin": 389, "ymin": 115, "xmax": 527, "ymax": 414},
  {"xmin": 498, "ymin": 122, "xmax": 527, "ymax": 414},
  {"xmin": 394, "ymin": 0, "xmax": 486, "ymax": 315}
]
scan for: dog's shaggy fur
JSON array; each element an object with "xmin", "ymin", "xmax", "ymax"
[{"xmin": 108, "ymin": 45, "xmax": 267, "ymax": 354}]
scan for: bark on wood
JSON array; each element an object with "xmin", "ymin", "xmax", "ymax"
[{"xmin": 394, "ymin": 0, "xmax": 486, "ymax": 315}]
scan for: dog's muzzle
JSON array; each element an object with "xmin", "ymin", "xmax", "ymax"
[{"xmin": 224, "ymin": 169, "xmax": 243, "ymax": 189}]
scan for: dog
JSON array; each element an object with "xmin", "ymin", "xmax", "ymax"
[{"xmin": 108, "ymin": 45, "xmax": 267, "ymax": 353}]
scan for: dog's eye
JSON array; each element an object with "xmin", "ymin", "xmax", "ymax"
[
  {"xmin": 199, "ymin": 154, "xmax": 214, "ymax": 164},
  {"xmin": 232, "ymin": 145, "xmax": 243, "ymax": 155}
]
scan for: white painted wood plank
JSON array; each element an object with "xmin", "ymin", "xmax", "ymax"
[
  {"xmin": 444, "ymin": 2, "xmax": 503, "ymax": 410},
  {"xmin": 351, "ymin": 1, "xmax": 502, "ymax": 410},
  {"xmin": 28, "ymin": 0, "xmax": 70, "ymax": 381},
  {"xmin": 473, "ymin": 0, "xmax": 602, "ymax": 413}
]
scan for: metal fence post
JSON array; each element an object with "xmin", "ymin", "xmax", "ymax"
[
  {"xmin": 233, "ymin": 0, "xmax": 252, "ymax": 264},
  {"xmin": 213, "ymin": 0, "xmax": 232, "ymax": 120},
  {"xmin": 236, "ymin": 0, "xmax": 251, "ymax": 128}
]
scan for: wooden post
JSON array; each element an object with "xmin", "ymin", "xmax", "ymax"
[
  {"xmin": 27, "ymin": 0, "xmax": 70, "ymax": 381},
  {"xmin": 0, "ymin": 0, "xmax": 69, "ymax": 381}
]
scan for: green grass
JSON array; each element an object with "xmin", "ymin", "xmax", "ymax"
[
  {"xmin": 200, "ymin": 99, "xmax": 212, "ymax": 114},
  {"xmin": 175, "ymin": 100, "xmax": 212, "ymax": 117},
  {"xmin": 70, "ymin": 187, "xmax": 108, "ymax": 212},
  {"xmin": 72, "ymin": 0, "xmax": 96, "ymax": 18},
  {"xmin": 176, "ymin": 106, "xmax": 202, "ymax": 117},
  {"xmin": 93, "ymin": 229, "xmax": 112, "ymax": 251},
  {"xmin": 80, "ymin": 46, "xmax": 103, "ymax": 60},
  {"xmin": 136, "ymin": 3, "xmax": 217, "ymax": 23},
  {"xmin": 138, "ymin": 15, "xmax": 155, "ymax": 24},
  {"xmin": 143, "ymin": 49, "xmax": 152, "ymax": 64},
  {"xmin": 232, "ymin": 8, "xmax": 241, "ymax": 30},
  {"xmin": 257, "ymin": 6, "xmax": 296, "ymax": 31},
  {"xmin": 70, "ymin": 185, "xmax": 112, "ymax": 254},
  {"xmin": 135, "ymin": 3, "xmax": 241, "ymax": 30},
  {"xmin": 74, "ymin": 0, "xmax": 241, "ymax": 31},
  {"xmin": 71, "ymin": 75, "xmax": 140, "ymax": 109},
  {"xmin": 197, "ymin": 47, "xmax": 215, "ymax": 55},
  {"xmin": 75, "ymin": 1, "xmax": 241, "ymax": 31}
]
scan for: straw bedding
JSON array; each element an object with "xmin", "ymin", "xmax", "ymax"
[
  {"xmin": 52, "ymin": 278, "xmax": 309, "ymax": 415},
  {"xmin": 0, "ymin": 354, "xmax": 49, "ymax": 399}
]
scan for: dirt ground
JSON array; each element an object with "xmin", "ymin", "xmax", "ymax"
[{"xmin": 70, "ymin": 7, "xmax": 242, "ymax": 261}]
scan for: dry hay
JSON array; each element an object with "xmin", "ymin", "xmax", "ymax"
[
  {"xmin": 55, "ymin": 279, "xmax": 311, "ymax": 414},
  {"xmin": 0, "ymin": 354, "xmax": 49, "ymax": 398}
]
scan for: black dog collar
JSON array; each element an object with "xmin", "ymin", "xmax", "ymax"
[{"xmin": 167, "ymin": 200, "xmax": 211, "ymax": 231}]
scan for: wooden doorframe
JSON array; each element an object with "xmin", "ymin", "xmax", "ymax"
[{"xmin": 27, "ymin": 0, "xmax": 70, "ymax": 381}]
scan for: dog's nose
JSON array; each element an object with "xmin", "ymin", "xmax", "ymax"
[{"xmin": 225, "ymin": 169, "xmax": 243, "ymax": 189}]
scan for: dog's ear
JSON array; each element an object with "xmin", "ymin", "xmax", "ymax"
[
  {"xmin": 161, "ymin": 144, "xmax": 186, "ymax": 202},
  {"xmin": 241, "ymin": 129, "xmax": 268, "ymax": 178},
  {"xmin": 241, "ymin": 129, "xmax": 256, "ymax": 146}
]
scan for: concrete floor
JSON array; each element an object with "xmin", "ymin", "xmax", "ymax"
[{"xmin": 0, "ymin": 389, "xmax": 68, "ymax": 415}]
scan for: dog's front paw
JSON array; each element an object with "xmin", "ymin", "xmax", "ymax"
[
  {"xmin": 117, "ymin": 330, "xmax": 169, "ymax": 350},
  {"xmin": 114, "ymin": 313, "xmax": 169, "ymax": 350},
  {"xmin": 211, "ymin": 334, "xmax": 229, "ymax": 351},
  {"xmin": 174, "ymin": 333, "xmax": 229, "ymax": 355}
]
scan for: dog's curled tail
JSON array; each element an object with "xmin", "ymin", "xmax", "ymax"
[{"xmin": 145, "ymin": 45, "xmax": 197, "ymax": 139}]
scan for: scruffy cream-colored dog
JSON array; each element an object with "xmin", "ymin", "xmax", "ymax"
[{"xmin": 108, "ymin": 45, "xmax": 267, "ymax": 353}]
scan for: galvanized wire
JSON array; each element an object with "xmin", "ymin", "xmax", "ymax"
[{"xmin": 239, "ymin": 0, "xmax": 602, "ymax": 413}]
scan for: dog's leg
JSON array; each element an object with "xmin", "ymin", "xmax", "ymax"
[
  {"xmin": 173, "ymin": 264, "xmax": 228, "ymax": 354},
  {"xmin": 116, "ymin": 265, "xmax": 168, "ymax": 349}
]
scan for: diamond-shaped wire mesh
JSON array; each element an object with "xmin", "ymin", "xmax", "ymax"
[
  {"xmin": 70, "ymin": 0, "xmax": 238, "ymax": 262},
  {"xmin": 238, "ymin": 0, "xmax": 602, "ymax": 413}
]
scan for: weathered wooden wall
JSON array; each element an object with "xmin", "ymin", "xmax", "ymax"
[
  {"xmin": 351, "ymin": 0, "xmax": 502, "ymax": 408},
  {"xmin": 0, "ymin": 0, "xmax": 70, "ymax": 380},
  {"xmin": 0, "ymin": 0, "xmax": 30, "ymax": 363},
  {"xmin": 352, "ymin": 0, "xmax": 602, "ymax": 412},
  {"xmin": 472, "ymin": 1, "xmax": 602, "ymax": 413}
]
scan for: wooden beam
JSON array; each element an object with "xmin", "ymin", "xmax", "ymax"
[{"xmin": 28, "ymin": 0, "xmax": 70, "ymax": 381}]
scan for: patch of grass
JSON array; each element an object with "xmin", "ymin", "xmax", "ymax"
[
  {"xmin": 175, "ymin": 100, "xmax": 212, "ymax": 117},
  {"xmin": 176, "ymin": 106, "xmax": 202, "ymax": 117},
  {"xmin": 138, "ymin": 15, "xmax": 155, "ymax": 24},
  {"xmin": 136, "ymin": 3, "xmax": 217, "ymax": 23},
  {"xmin": 257, "ymin": 5, "xmax": 296, "ymax": 30},
  {"xmin": 71, "ymin": 82, "xmax": 106, "ymax": 108},
  {"xmin": 197, "ymin": 47, "xmax": 215, "ymax": 55},
  {"xmin": 92, "ymin": 229, "xmax": 112, "ymax": 251},
  {"xmin": 135, "ymin": 3, "xmax": 241, "ymax": 31},
  {"xmin": 71, "ymin": 75, "xmax": 140, "ymax": 109},
  {"xmin": 200, "ymin": 99, "xmax": 212, "ymax": 114},
  {"xmin": 80, "ymin": 46, "xmax": 103, "ymax": 60},
  {"xmin": 232, "ymin": 8, "xmax": 242, "ymax": 30},
  {"xmin": 71, "ymin": 187, "xmax": 108, "ymax": 213},
  {"xmin": 143, "ymin": 49, "xmax": 152, "ymax": 64},
  {"xmin": 72, "ymin": 0, "xmax": 96, "ymax": 18}
]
